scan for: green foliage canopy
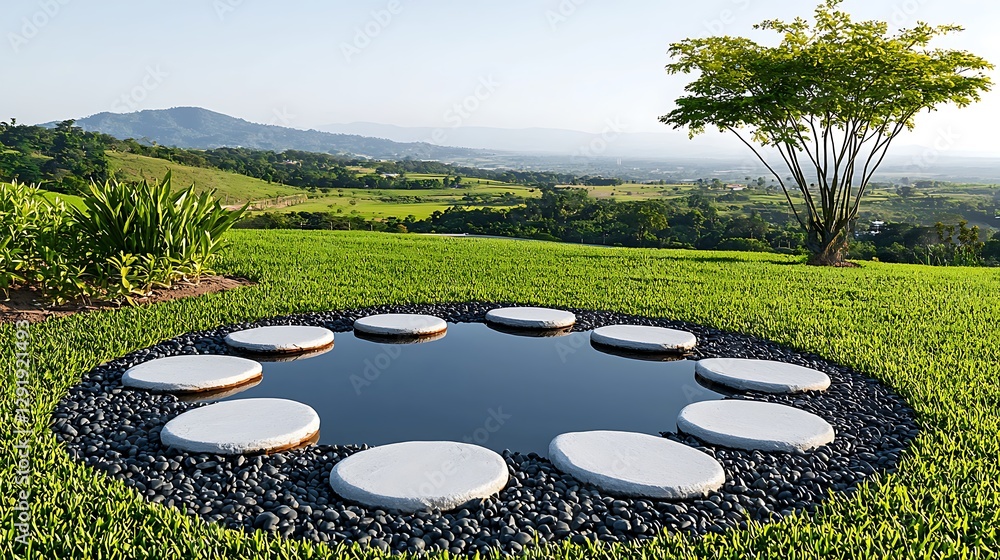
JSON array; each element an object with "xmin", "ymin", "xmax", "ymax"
[{"xmin": 661, "ymin": 0, "xmax": 993, "ymax": 263}]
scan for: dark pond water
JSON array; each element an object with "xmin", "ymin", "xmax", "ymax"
[{"xmin": 213, "ymin": 322, "xmax": 723, "ymax": 457}]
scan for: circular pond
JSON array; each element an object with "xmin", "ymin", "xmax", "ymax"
[
  {"xmin": 53, "ymin": 303, "xmax": 919, "ymax": 556},
  {"xmin": 204, "ymin": 321, "xmax": 719, "ymax": 456}
]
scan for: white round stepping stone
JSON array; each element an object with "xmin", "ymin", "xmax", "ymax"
[
  {"xmin": 254, "ymin": 344, "xmax": 334, "ymax": 363},
  {"xmin": 695, "ymin": 358, "xmax": 831, "ymax": 393},
  {"xmin": 177, "ymin": 378, "xmax": 262, "ymax": 403},
  {"xmin": 161, "ymin": 398, "xmax": 320, "ymax": 455},
  {"xmin": 548, "ymin": 431, "xmax": 725, "ymax": 499},
  {"xmin": 354, "ymin": 314, "xmax": 448, "ymax": 337},
  {"xmin": 487, "ymin": 323, "xmax": 573, "ymax": 338},
  {"xmin": 224, "ymin": 326, "xmax": 334, "ymax": 354},
  {"xmin": 485, "ymin": 307, "xmax": 576, "ymax": 329},
  {"xmin": 356, "ymin": 329, "xmax": 448, "ymax": 345},
  {"xmin": 122, "ymin": 355, "xmax": 263, "ymax": 394},
  {"xmin": 677, "ymin": 400, "xmax": 835, "ymax": 453},
  {"xmin": 591, "ymin": 325, "xmax": 697, "ymax": 353},
  {"xmin": 329, "ymin": 441, "xmax": 509, "ymax": 512}
]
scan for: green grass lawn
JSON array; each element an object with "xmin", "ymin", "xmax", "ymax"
[{"xmin": 3, "ymin": 232, "xmax": 998, "ymax": 559}]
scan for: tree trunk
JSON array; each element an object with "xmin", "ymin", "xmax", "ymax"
[{"xmin": 807, "ymin": 230, "xmax": 850, "ymax": 266}]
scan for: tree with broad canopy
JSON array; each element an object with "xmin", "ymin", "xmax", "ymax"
[{"xmin": 661, "ymin": 0, "xmax": 993, "ymax": 265}]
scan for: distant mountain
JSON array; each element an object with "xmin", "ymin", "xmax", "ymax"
[
  {"xmin": 318, "ymin": 121, "xmax": 747, "ymax": 159},
  {"xmin": 53, "ymin": 107, "xmax": 487, "ymax": 160}
]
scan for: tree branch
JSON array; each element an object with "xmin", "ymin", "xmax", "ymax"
[{"xmin": 726, "ymin": 126, "xmax": 808, "ymax": 231}]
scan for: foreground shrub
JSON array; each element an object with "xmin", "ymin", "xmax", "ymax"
[
  {"xmin": 0, "ymin": 181, "xmax": 76, "ymax": 299},
  {"xmin": 0, "ymin": 174, "xmax": 244, "ymax": 304},
  {"xmin": 72, "ymin": 173, "xmax": 246, "ymax": 301}
]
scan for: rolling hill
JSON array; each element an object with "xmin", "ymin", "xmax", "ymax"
[
  {"xmin": 104, "ymin": 152, "xmax": 537, "ymax": 219},
  {"xmin": 106, "ymin": 152, "xmax": 302, "ymax": 204}
]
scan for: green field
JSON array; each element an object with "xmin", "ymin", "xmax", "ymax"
[
  {"xmin": 406, "ymin": 173, "xmax": 520, "ymax": 187},
  {"xmin": 285, "ymin": 185, "xmax": 541, "ymax": 220},
  {"xmin": 2, "ymin": 232, "xmax": 998, "ymax": 558},
  {"xmin": 105, "ymin": 153, "xmax": 539, "ymax": 220},
  {"xmin": 99, "ymin": 152, "xmax": 1000, "ymax": 228},
  {"xmin": 575, "ymin": 181, "xmax": 999, "ymax": 229},
  {"xmin": 107, "ymin": 152, "xmax": 303, "ymax": 204}
]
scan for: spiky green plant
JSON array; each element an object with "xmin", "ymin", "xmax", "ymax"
[{"xmin": 73, "ymin": 173, "xmax": 246, "ymax": 296}]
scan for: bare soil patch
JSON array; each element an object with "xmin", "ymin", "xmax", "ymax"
[{"xmin": 0, "ymin": 276, "xmax": 253, "ymax": 325}]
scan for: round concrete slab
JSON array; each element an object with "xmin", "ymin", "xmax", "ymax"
[
  {"xmin": 224, "ymin": 326, "xmax": 334, "ymax": 354},
  {"xmin": 177, "ymin": 378, "xmax": 262, "ymax": 403},
  {"xmin": 486, "ymin": 323, "xmax": 573, "ymax": 338},
  {"xmin": 590, "ymin": 325, "xmax": 697, "ymax": 353},
  {"xmin": 329, "ymin": 441, "xmax": 509, "ymax": 512},
  {"xmin": 160, "ymin": 398, "xmax": 320, "ymax": 455},
  {"xmin": 677, "ymin": 400, "xmax": 835, "ymax": 453},
  {"xmin": 354, "ymin": 330, "xmax": 448, "ymax": 345},
  {"xmin": 695, "ymin": 358, "xmax": 831, "ymax": 393},
  {"xmin": 485, "ymin": 307, "xmax": 576, "ymax": 330},
  {"xmin": 548, "ymin": 431, "xmax": 725, "ymax": 499},
  {"xmin": 122, "ymin": 355, "xmax": 263, "ymax": 394},
  {"xmin": 254, "ymin": 345, "xmax": 334, "ymax": 363},
  {"xmin": 590, "ymin": 340, "xmax": 685, "ymax": 362},
  {"xmin": 354, "ymin": 314, "xmax": 448, "ymax": 337}
]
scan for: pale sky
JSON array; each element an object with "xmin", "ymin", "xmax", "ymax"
[{"xmin": 3, "ymin": 0, "xmax": 998, "ymax": 156}]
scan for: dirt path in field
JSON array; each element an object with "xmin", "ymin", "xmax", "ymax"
[{"xmin": 0, "ymin": 276, "xmax": 253, "ymax": 325}]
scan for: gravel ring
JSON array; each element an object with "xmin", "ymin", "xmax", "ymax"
[{"xmin": 52, "ymin": 302, "xmax": 919, "ymax": 556}]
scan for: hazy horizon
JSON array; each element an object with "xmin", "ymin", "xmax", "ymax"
[{"xmin": 4, "ymin": 0, "xmax": 1000, "ymax": 158}]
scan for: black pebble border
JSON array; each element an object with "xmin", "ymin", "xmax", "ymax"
[{"xmin": 52, "ymin": 302, "xmax": 919, "ymax": 556}]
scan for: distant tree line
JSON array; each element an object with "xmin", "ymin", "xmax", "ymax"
[
  {"xmin": 370, "ymin": 159, "xmax": 620, "ymax": 187},
  {"xmin": 0, "ymin": 122, "xmax": 623, "ymax": 194},
  {"xmin": 110, "ymin": 142, "xmax": 616, "ymax": 190},
  {"xmin": 244, "ymin": 188, "xmax": 1000, "ymax": 267},
  {"xmin": 852, "ymin": 221, "xmax": 1000, "ymax": 267},
  {"xmin": 0, "ymin": 120, "xmax": 112, "ymax": 192},
  {"xmin": 234, "ymin": 211, "xmax": 408, "ymax": 233},
  {"xmin": 244, "ymin": 188, "xmax": 806, "ymax": 253},
  {"xmin": 407, "ymin": 188, "xmax": 802, "ymax": 251},
  {"xmin": 114, "ymin": 144, "xmax": 445, "ymax": 190}
]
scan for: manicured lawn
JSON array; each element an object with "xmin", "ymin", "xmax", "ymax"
[{"xmin": 2, "ymin": 231, "xmax": 998, "ymax": 558}]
